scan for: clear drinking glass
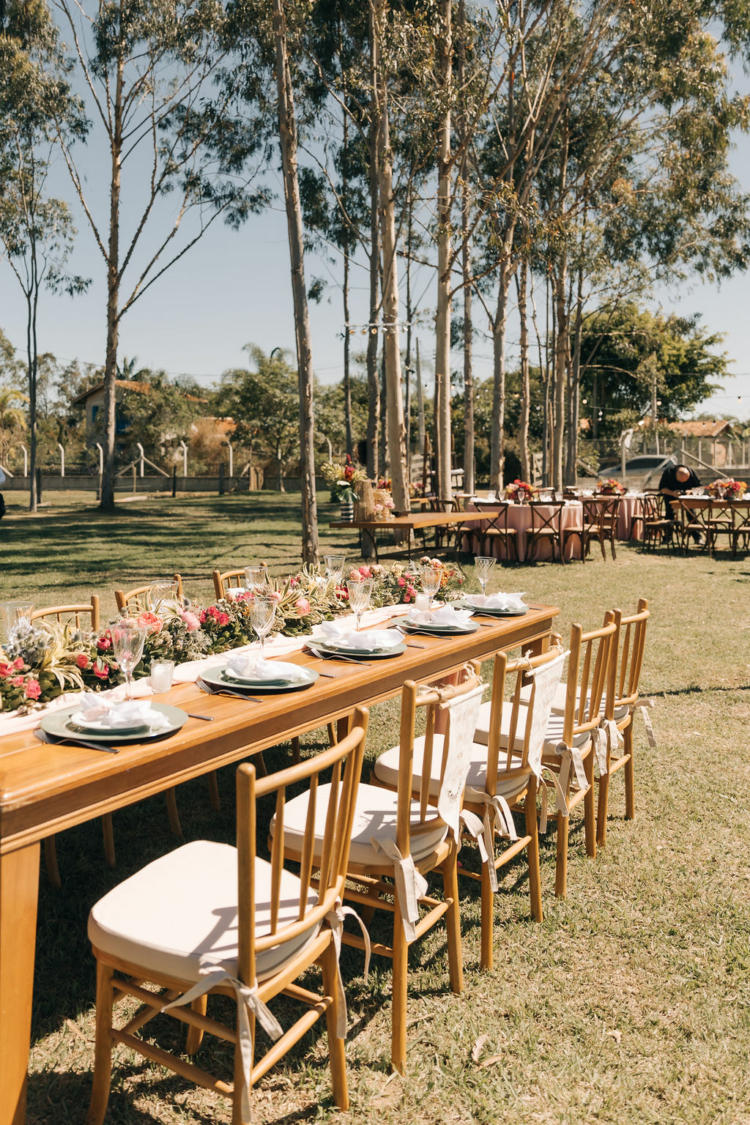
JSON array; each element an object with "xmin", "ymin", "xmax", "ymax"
[
  {"xmin": 419, "ymin": 566, "xmax": 442, "ymax": 610},
  {"xmin": 324, "ymin": 554, "xmax": 346, "ymax": 583},
  {"xmin": 149, "ymin": 579, "xmax": 179, "ymax": 612},
  {"xmin": 474, "ymin": 556, "xmax": 496, "ymax": 598},
  {"xmin": 150, "ymin": 659, "xmax": 175, "ymax": 693},
  {"xmin": 1, "ymin": 602, "xmax": 34, "ymax": 644},
  {"xmin": 346, "ymin": 578, "xmax": 374, "ymax": 631},
  {"xmin": 249, "ymin": 595, "xmax": 276, "ymax": 657},
  {"xmin": 244, "ymin": 565, "xmax": 269, "ymax": 594},
  {"xmin": 111, "ymin": 620, "xmax": 147, "ymax": 699}
]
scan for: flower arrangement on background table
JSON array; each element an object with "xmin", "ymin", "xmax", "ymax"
[
  {"xmin": 505, "ymin": 479, "xmax": 538, "ymax": 502},
  {"xmin": 0, "ymin": 560, "xmax": 466, "ymax": 712},
  {"xmin": 707, "ymin": 478, "xmax": 746, "ymax": 500},
  {"xmin": 320, "ymin": 455, "xmax": 368, "ymax": 504},
  {"xmin": 596, "ymin": 478, "xmax": 626, "ymax": 496}
]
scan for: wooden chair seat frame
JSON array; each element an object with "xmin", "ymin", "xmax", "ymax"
[
  {"xmin": 479, "ymin": 502, "xmax": 519, "ymax": 562},
  {"xmin": 526, "ymin": 501, "xmax": 566, "ymax": 564},
  {"xmin": 86, "ymin": 711, "xmax": 368, "ymax": 1125},
  {"xmin": 641, "ymin": 494, "xmax": 672, "ymax": 551}
]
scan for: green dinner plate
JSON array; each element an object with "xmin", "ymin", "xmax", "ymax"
[
  {"xmin": 311, "ymin": 640, "xmax": 407, "ymax": 660},
  {"xmin": 41, "ymin": 703, "xmax": 188, "ymax": 743},
  {"xmin": 203, "ymin": 664, "xmax": 319, "ymax": 693},
  {"xmin": 401, "ymin": 619, "xmax": 479, "ymax": 636},
  {"xmin": 459, "ymin": 600, "xmax": 528, "ymax": 617}
]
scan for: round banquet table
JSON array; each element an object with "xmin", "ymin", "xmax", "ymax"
[
  {"xmin": 613, "ymin": 493, "xmax": 645, "ymax": 541},
  {"xmin": 465, "ymin": 500, "xmax": 584, "ymax": 561}
]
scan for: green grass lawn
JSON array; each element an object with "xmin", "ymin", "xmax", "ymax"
[{"xmin": 2, "ymin": 493, "xmax": 749, "ymax": 1125}]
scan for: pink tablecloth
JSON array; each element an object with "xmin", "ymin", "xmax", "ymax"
[
  {"xmin": 465, "ymin": 501, "xmax": 583, "ymax": 561},
  {"xmin": 616, "ymin": 494, "xmax": 645, "ymax": 541}
]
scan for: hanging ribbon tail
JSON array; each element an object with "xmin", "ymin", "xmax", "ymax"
[
  {"xmin": 593, "ymin": 718, "xmax": 623, "ymax": 777},
  {"xmin": 325, "ymin": 902, "xmax": 372, "ymax": 1038},
  {"xmin": 370, "ymin": 836, "xmax": 428, "ymax": 943},
  {"xmin": 633, "ymin": 698, "xmax": 657, "ymax": 748},
  {"xmin": 164, "ymin": 956, "xmax": 283, "ymax": 1122},
  {"xmin": 460, "ymin": 807, "xmax": 496, "ymax": 890},
  {"xmin": 555, "ymin": 739, "xmax": 589, "ymax": 793}
]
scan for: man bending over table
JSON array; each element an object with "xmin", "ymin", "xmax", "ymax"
[{"xmin": 659, "ymin": 463, "xmax": 701, "ymax": 541}]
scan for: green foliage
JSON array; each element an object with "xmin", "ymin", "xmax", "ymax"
[{"xmin": 220, "ymin": 346, "xmax": 300, "ymax": 478}]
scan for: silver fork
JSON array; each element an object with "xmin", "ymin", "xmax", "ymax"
[
  {"xmin": 305, "ymin": 644, "xmax": 373, "ymax": 667},
  {"xmin": 197, "ymin": 679, "xmax": 263, "ymax": 703},
  {"xmin": 36, "ymin": 728, "xmax": 119, "ymax": 755}
]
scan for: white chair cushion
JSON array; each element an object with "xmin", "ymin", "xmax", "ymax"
[
  {"xmin": 520, "ymin": 681, "xmax": 628, "ymax": 721},
  {"xmin": 274, "ymin": 782, "xmax": 447, "ymax": 868},
  {"xmin": 88, "ymin": 840, "xmax": 319, "ymax": 984},
  {"xmin": 474, "ymin": 700, "xmax": 590, "ymax": 752},
  {"xmin": 373, "ymin": 734, "xmax": 531, "ymax": 807}
]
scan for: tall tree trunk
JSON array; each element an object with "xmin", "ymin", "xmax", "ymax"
[
  {"xmin": 517, "ymin": 256, "xmax": 530, "ymax": 482},
  {"xmin": 26, "ymin": 289, "xmax": 38, "ymax": 512},
  {"xmin": 490, "ymin": 253, "xmax": 513, "ymax": 491},
  {"xmin": 343, "ymin": 248, "xmax": 353, "ymax": 457},
  {"xmin": 373, "ymin": 0, "xmax": 409, "ymax": 512},
  {"xmin": 272, "ymin": 0, "xmax": 319, "ymax": 564},
  {"xmin": 552, "ymin": 258, "xmax": 568, "ymax": 492},
  {"xmin": 434, "ymin": 0, "xmax": 453, "ymax": 501},
  {"xmin": 100, "ymin": 50, "xmax": 124, "ymax": 513},
  {"xmin": 416, "ymin": 337, "xmax": 425, "ymax": 453},
  {"xmin": 365, "ymin": 31, "xmax": 381, "ymax": 480},
  {"xmin": 566, "ymin": 251, "xmax": 584, "ymax": 485},
  {"xmin": 404, "ymin": 191, "xmax": 413, "ymax": 480},
  {"xmin": 457, "ymin": 0, "xmax": 473, "ymax": 496}
]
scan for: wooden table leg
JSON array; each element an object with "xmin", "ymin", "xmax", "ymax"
[{"xmin": 0, "ymin": 843, "xmax": 41, "ymax": 1125}]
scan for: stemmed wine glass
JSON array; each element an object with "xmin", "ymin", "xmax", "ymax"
[
  {"xmin": 346, "ymin": 578, "xmax": 373, "ymax": 631},
  {"xmin": 324, "ymin": 554, "xmax": 346, "ymax": 583},
  {"xmin": 111, "ymin": 620, "xmax": 147, "ymax": 700},
  {"xmin": 249, "ymin": 595, "xmax": 276, "ymax": 658},
  {"xmin": 419, "ymin": 566, "xmax": 442, "ymax": 611},
  {"xmin": 244, "ymin": 565, "xmax": 269, "ymax": 594},
  {"xmin": 2, "ymin": 601, "xmax": 34, "ymax": 645},
  {"xmin": 474, "ymin": 556, "xmax": 496, "ymax": 599}
]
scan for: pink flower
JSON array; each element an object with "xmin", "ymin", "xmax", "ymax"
[
  {"xmin": 406, "ymin": 585, "xmax": 416, "ymax": 597},
  {"xmin": 12, "ymin": 676, "xmax": 24, "ymax": 687},
  {"xmin": 404, "ymin": 594, "xmax": 411, "ymax": 603},
  {"xmin": 218, "ymin": 612, "xmax": 230, "ymax": 626},
  {"xmin": 269, "ymin": 591, "xmax": 282, "ymax": 604},
  {"xmin": 294, "ymin": 597, "xmax": 311, "ymax": 615},
  {"xmin": 94, "ymin": 664, "xmax": 109, "ymax": 680},
  {"xmin": 359, "ymin": 566, "xmax": 372, "ymax": 578},
  {"xmin": 76, "ymin": 654, "xmax": 90, "ymax": 670},
  {"xmin": 0, "ymin": 662, "xmax": 12, "ymax": 677},
  {"xmin": 181, "ymin": 611, "xmax": 201, "ymax": 633},
  {"xmin": 13, "ymin": 657, "xmax": 24, "ymax": 670},
  {"xmin": 24, "ymin": 679, "xmax": 41, "ymax": 700},
  {"xmin": 97, "ymin": 635, "xmax": 111, "ymax": 652},
  {"xmin": 397, "ymin": 577, "xmax": 406, "ymax": 587},
  {"xmin": 137, "ymin": 611, "xmax": 163, "ymax": 635}
]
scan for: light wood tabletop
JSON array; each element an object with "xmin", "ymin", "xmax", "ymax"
[{"xmin": 0, "ymin": 602, "xmax": 558, "ymax": 1125}]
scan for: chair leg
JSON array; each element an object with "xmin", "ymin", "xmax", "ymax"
[
  {"xmin": 479, "ymin": 858, "xmax": 494, "ymax": 971},
  {"xmin": 390, "ymin": 898, "xmax": 409, "ymax": 1074},
  {"xmin": 555, "ymin": 806, "xmax": 569, "ymax": 899},
  {"xmin": 624, "ymin": 723, "xmax": 635, "ymax": 820},
  {"xmin": 584, "ymin": 752, "xmax": 596, "ymax": 859},
  {"xmin": 86, "ymin": 961, "xmax": 114, "ymax": 1125},
  {"xmin": 291, "ymin": 736, "xmax": 301, "ymax": 765},
  {"xmin": 596, "ymin": 762, "xmax": 611, "ymax": 849},
  {"xmin": 320, "ymin": 939, "xmax": 350, "ymax": 1110},
  {"xmin": 185, "ymin": 994, "xmax": 207, "ymax": 1055},
  {"xmin": 207, "ymin": 771, "xmax": 221, "ymax": 812},
  {"xmin": 525, "ymin": 780, "xmax": 543, "ymax": 922},
  {"xmin": 102, "ymin": 814, "xmax": 116, "ymax": 867},
  {"xmin": 327, "ymin": 722, "xmax": 337, "ymax": 746},
  {"xmin": 44, "ymin": 835, "xmax": 62, "ymax": 889},
  {"xmin": 232, "ymin": 1007, "xmax": 253, "ymax": 1125},
  {"xmin": 165, "ymin": 788, "xmax": 183, "ymax": 838},
  {"xmin": 442, "ymin": 843, "xmax": 464, "ymax": 995}
]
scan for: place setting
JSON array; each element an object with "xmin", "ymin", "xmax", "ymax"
[{"xmin": 38, "ymin": 696, "xmax": 188, "ymax": 755}]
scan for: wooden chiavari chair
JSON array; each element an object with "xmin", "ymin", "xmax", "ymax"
[
  {"xmin": 212, "ymin": 565, "xmax": 269, "ymax": 601},
  {"xmin": 114, "ymin": 574, "xmax": 183, "ymax": 614},
  {"xmin": 583, "ymin": 495, "xmax": 621, "ymax": 560},
  {"xmin": 629, "ymin": 489, "xmax": 660, "ymax": 542},
  {"xmin": 373, "ymin": 648, "xmax": 565, "ymax": 969},
  {"xmin": 669, "ymin": 497, "xmax": 712, "ymax": 553},
  {"xmin": 596, "ymin": 599, "xmax": 650, "ymax": 847},
  {"xmin": 85, "ymin": 709, "xmax": 368, "ymax": 1125},
  {"xmin": 526, "ymin": 499, "xmax": 566, "ymax": 563},
  {"xmin": 478, "ymin": 500, "xmax": 519, "ymax": 561},
  {"xmin": 276, "ymin": 671, "xmax": 484, "ymax": 1074},
  {"xmin": 641, "ymin": 493, "xmax": 672, "ymax": 550},
  {"xmin": 31, "ymin": 597, "xmax": 108, "ymax": 886}
]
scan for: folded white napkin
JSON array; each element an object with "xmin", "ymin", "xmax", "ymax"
[
  {"xmin": 72, "ymin": 695, "xmax": 169, "ymax": 731},
  {"xmin": 224, "ymin": 655, "xmax": 308, "ymax": 682},
  {"xmin": 408, "ymin": 603, "xmax": 474, "ymax": 627},
  {"xmin": 463, "ymin": 592, "xmax": 527, "ymax": 611},
  {"xmin": 225, "ymin": 587, "xmax": 248, "ymax": 600},
  {"xmin": 316, "ymin": 621, "xmax": 402, "ymax": 651}
]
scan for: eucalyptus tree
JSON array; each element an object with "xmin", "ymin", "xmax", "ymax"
[
  {"xmin": 49, "ymin": 0, "xmax": 266, "ymax": 511},
  {"xmin": 0, "ymin": 0, "xmax": 88, "ymax": 510}
]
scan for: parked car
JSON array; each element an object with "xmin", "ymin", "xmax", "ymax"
[{"xmin": 580, "ymin": 454, "xmax": 675, "ymax": 491}]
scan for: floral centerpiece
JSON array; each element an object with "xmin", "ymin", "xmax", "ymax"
[
  {"xmin": 505, "ymin": 479, "xmax": 538, "ymax": 503},
  {"xmin": 708, "ymin": 478, "xmax": 746, "ymax": 500},
  {"xmin": 373, "ymin": 488, "xmax": 396, "ymax": 521},
  {"xmin": 320, "ymin": 455, "xmax": 368, "ymax": 504},
  {"xmin": 596, "ymin": 478, "xmax": 626, "ymax": 496}
]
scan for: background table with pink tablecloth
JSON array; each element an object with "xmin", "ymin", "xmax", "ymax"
[
  {"xmin": 615, "ymin": 494, "xmax": 646, "ymax": 541},
  {"xmin": 466, "ymin": 500, "xmax": 583, "ymax": 561}
]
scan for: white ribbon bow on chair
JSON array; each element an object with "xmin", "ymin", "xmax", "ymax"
[
  {"xmin": 539, "ymin": 740, "xmax": 590, "ymax": 834},
  {"xmin": 164, "ymin": 954, "xmax": 283, "ymax": 1121},
  {"xmin": 592, "ymin": 718, "xmax": 625, "ymax": 776},
  {"xmin": 473, "ymin": 796, "xmax": 517, "ymax": 893},
  {"xmin": 370, "ymin": 835, "xmax": 428, "ymax": 943},
  {"xmin": 325, "ymin": 901, "xmax": 372, "ymax": 1038},
  {"xmin": 632, "ymin": 698, "xmax": 657, "ymax": 747}
]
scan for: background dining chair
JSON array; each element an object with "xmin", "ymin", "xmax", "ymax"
[
  {"xmin": 526, "ymin": 500, "xmax": 566, "ymax": 563},
  {"xmin": 31, "ymin": 596, "xmax": 108, "ymax": 886},
  {"xmin": 114, "ymin": 574, "xmax": 183, "ymax": 614},
  {"xmin": 277, "ymin": 671, "xmax": 484, "ymax": 1074},
  {"xmin": 85, "ymin": 709, "xmax": 368, "ymax": 1125},
  {"xmin": 479, "ymin": 500, "xmax": 519, "ymax": 562}
]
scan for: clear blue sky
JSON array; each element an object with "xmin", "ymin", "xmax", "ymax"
[{"xmin": 1, "ymin": 43, "xmax": 749, "ymax": 417}]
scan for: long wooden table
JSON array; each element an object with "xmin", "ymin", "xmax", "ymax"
[
  {"xmin": 330, "ymin": 509, "xmax": 481, "ymax": 559},
  {"xmin": 0, "ymin": 603, "xmax": 558, "ymax": 1125}
]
